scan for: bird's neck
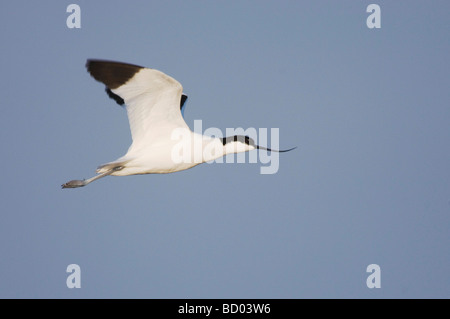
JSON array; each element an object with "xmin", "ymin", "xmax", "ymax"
[{"xmin": 192, "ymin": 133, "xmax": 226, "ymax": 163}]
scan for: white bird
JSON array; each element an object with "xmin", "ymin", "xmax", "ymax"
[{"xmin": 62, "ymin": 60, "xmax": 295, "ymax": 188}]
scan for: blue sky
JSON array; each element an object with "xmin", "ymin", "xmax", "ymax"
[{"xmin": 0, "ymin": 1, "xmax": 449, "ymax": 298}]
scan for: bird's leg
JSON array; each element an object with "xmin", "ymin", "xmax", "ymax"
[{"xmin": 61, "ymin": 166, "xmax": 123, "ymax": 189}]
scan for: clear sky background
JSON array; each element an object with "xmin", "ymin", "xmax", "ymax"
[{"xmin": 0, "ymin": 1, "xmax": 449, "ymax": 298}]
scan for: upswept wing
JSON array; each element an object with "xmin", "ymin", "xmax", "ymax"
[{"xmin": 86, "ymin": 60, "xmax": 189, "ymax": 146}]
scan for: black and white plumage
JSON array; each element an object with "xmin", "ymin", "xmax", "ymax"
[{"xmin": 62, "ymin": 60, "xmax": 294, "ymax": 188}]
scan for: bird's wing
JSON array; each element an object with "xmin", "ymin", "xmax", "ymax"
[{"xmin": 86, "ymin": 59, "xmax": 189, "ymax": 146}]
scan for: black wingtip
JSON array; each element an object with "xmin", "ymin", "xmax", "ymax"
[{"xmin": 85, "ymin": 59, "xmax": 144, "ymax": 89}]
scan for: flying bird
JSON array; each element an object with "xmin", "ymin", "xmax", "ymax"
[{"xmin": 62, "ymin": 60, "xmax": 295, "ymax": 188}]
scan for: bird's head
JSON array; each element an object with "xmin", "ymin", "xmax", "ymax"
[
  {"xmin": 221, "ymin": 135, "xmax": 296, "ymax": 155},
  {"xmin": 222, "ymin": 135, "xmax": 257, "ymax": 154}
]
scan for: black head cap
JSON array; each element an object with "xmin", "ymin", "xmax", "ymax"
[{"xmin": 221, "ymin": 135, "xmax": 255, "ymax": 147}]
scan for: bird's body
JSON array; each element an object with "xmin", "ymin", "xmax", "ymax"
[
  {"xmin": 99, "ymin": 133, "xmax": 224, "ymax": 176},
  {"xmin": 62, "ymin": 60, "xmax": 294, "ymax": 188}
]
